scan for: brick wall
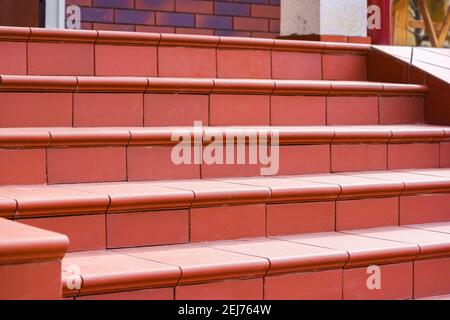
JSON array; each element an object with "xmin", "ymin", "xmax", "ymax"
[{"xmin": 67, "ymin": 0, "xmax": 281, "ymax": 38}]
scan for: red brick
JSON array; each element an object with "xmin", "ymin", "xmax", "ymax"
[
  {"xmin": 94, "ymin": 0, "xmax": 133, "ymax": 8},
  {"xmin": 267, "ymin": 202, "xmax": 335, "ymax": 236},
  {"xmin": 136, "ymin": 0, "xmax": 175, "ymax": 11},
  {"xmin": 190, "ymin": 204, "xmax": 266, "ymax": 242},
  {"xmin": 156, "ymin": 12, "xmax": 194, "ymax": 27},
  {"xmin": 388, "ymin": 143, "xmax": 440, "ymax": 170},
  {"xmin": 336, "ymin": 197, "xmax": 399, "ymax": 231},
  {"xmin": 414, "ymin": 257, "xmax": 450, "ymax": 298},
  {"xmin": 107, "ymin": 210, "xmax": 189, "ymax": 248},
  {"xmin": 176, "ymin": 278, "xmax": 263, "ymax": 300},
  {"xmin": 136, "ymin": 25, "xmax": 175, "ymax": 33},
  {"xmin": 81, "ymin": 7, "xmax": 114, "ymax": 23},
  {"xmin": 47, "ymin": 147, "xmax": 126, "ymax": 184},
  {"xmin": 400, "ymin": 194, "xmax": 450, "ymax": 225},
  {"xmin": 0, "ymin": 149, "xmax": 46, "ymax": 185},
  {"xmin": 92, "ymin": 23, "xmax": 135, "ymax": 31},
  {"xmin": 217, "ymin": 49, "xmax": 271, "ymax": 79},
  {"xmin": 158, "ymin": 46, "xmax": 216, "ymax": 77},
  {"xmin": 272, "ymin": 51, "xmax": 322, "ymax": 80},
  {"xmin": 210, "ymin": 94, "xmax": 270, "ymax": 126},
  {"xmin": 323, "ymin": 54, "xmax": 367, "ymax": 81},
  {"xmin": 269, "ymin": 19, "xmax": 280, "ymax": 32},
  {"xmin": 95, "ymin": 44, "xmax": 158, "ymax": 76},
  {"xmin": 196, "ymin": 15, "xmax": 233, "ymax": 29},
  {"xmin": 234, "ymin": 17, "xmax": 268, "ymax": 31},
  {"xmin": 77, "ymin": 287, "xmax": 173, "ymax": 300},
  {"xmin": 0, "ymin": 260, "xmax": 61, "ymax": 300},
  {"xmin": 19, "ymin": 214, "xmax": 106, "ymax": 252},
  {"xmin": 265, "ymin": 269, "xmax": 343, "ymax": 300},
  {"xmin": 215, "ymin": 2, "xmax": 250, "ymax": 16},
  {"xmin": 331, "ymin": 144, "xmax": 387, "ymax": 172},
  {"xmin": 251, "ymin": 4, "xmax": 280, "ymax": 18},
  {"xmin": 28, "ymin": 42, "xmax": 94, "ymax": 76},
  {"xmin": 271, "ymin": 96, "xmax": 326, "ymax": 125},
  {"xmin": 144, "ymin": 94, "xmax": 209, "ymax": 126},
  {"xmin": 127, "ymin": 146, "xmax": 201, "ymax": 181},
  {"xmin": 327, "ymin": 96, "xmax": 379, "ymax": 125},
  {"xmin": 176, "ymin": 27, "xmax": 214, "ymax": 35},
  {"xmin": 251, "ymin": 32, "xmax": 278, "ymax": 39},
  {"xmin": 0, "ymin": 42, "xmax": 27, "ymax": 75},
  {"xmin": 175, "ymin": 0, "xmax": 213, "ymax": 14},
  {"xmin": 344, "ymin": 263, "xmax": 413, "ymax": 300},
  {"xmin": 74, "ymin": 93, "xmax": 143, "ymax": 127},
  {"xmin": 279, "ymin": 145, "xmax": 331, "ymax": 175},
  {"xmin": 379, "ymin": 96, "xmax": 425, "ymax": 124},
  {"xmin": 0, "ymin": 93, "xmax": 72, "ymax": 127},
  {"xmin": 115, "ymin": 9, "xmax": 155, "ymax": 25}
]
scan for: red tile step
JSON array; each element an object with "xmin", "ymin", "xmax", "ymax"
[
  {"xmin": 61, "ymin": 223, "xmax": 450, "ymax": 300},
  {"xmin": 4, "ymin": 169, "xmax": 450, "ymax": 251},
  {"xmin": 0, "ymin": 26, "xmax": 370, "ymax": 80},
  {"xmin": 0, "ymin": 125, "xmax": 447, "ymax": 185},
  {"xmin": 0, "ymin": 75, "xmax": 427, "ymax": 127}
]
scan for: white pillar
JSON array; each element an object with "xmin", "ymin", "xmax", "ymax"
[
  {"xmin": 45, "ymin": 0, "xmax": 66, "ymax": 29},
  {"xmin": 281, "ymin": 0, "xmax": 368, "ymax": 37}
]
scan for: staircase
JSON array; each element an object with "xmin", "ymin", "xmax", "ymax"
[{"xmin": 1, "ymin": 27, "xmax": 450, "ymax": 300}]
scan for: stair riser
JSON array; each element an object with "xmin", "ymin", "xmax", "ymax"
[
  {"xmin": 0, "ymin": 92, "xmax": 424, "ymax": 127},
  {"xmin": 0, "ymin": 142, "xmax": 446, "ymax": 185},
  {"xmin": 16, "ymin": 193, "xmax": 450, "ymax": 252},
  {"xmin": 64, "ymin": 258, "xmax": 450, "ymax": 300},
  {"xmin": 0, "ymin": 40, "xmax": 367, "ymax": 80}
]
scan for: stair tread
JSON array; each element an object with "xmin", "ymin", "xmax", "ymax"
[
  {"xmin": 3, "ymin": 169, "xmax": 450, "ymax": 219},
  {"xmin": 61, "ymin": 223, "xmax": 450, "ymax": 297},
  {"xmin": 0, "ymin": 125, "xmax": 448, "ymax": 147},
  {"xmin": 0, "ymin": 74, "xmax": 427, "ymax": 94}
]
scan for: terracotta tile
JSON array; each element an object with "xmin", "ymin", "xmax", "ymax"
[
  {"xmin": 0, "ymin": 149, "xmax": 46, "ymax": 185},
  {"xmin": 323, "ymin": 54, "xmax": 367, "ymax": 80},
  {"xmin": 346, "ymin": 226, "xmax": 450, "ymax": 258},
  {"xmin": 336, "ymin": 197, "xmax": 399, "ymax": 231},
  {"xmin": 74, "ymin": 93, "xmax": 143, "ymax": 127},
  {"xmin": 212, "ymin": 238, "xmax": 347, "ymax": 274},
  {"xmin": 0, "ymin": 92, "xmax": 72, "ymax": 127},
  {"xmin": 156, "ymin": 179, "xmax": 269, "ymax": 206},
  {"xmin": 144, "ymin": 94, "xmax": 209, "ymax": 126},
  {"xmin": 407, "ymin": 221, "xmax": 450, "ymax": 234},
  {"xmin": 0, "ymin": 260, "xmax": 61, "ymax": 300},
  {"xmin": 267, "ymin": 202, "xmax": 335, "ymax": 236},
  {"xmin": 47, "ymin": 148, "xmax": 126, "ymax": 184},
  {"xmin": 217, "ymin": 49, "xmax": 271, "ymax": 79},
  {"xmin": 271, "ymin": 96, "xmax": 326, "ymax": 125},
  {"xmin": 0, "ymin": 42, "xmax": 27, "ymax": 74},
  {"xmin": 327, "ymin": 97, "xmax": 378, "ymax": 125},
  {"xmin": 107, "ymin": 210, "xmax": 189, "ymax": 248},
  {"xmin": 62, "ymin": 251, "xmax": 180, "ymax": 296},
  {"xmin": 190, "ymin": 204, "xmax": 266, "ymax": 242},
  {"xmin": 0, "ymin": 185, "xmax": 109, "ymax": 218},
  {"xmin": 279, "ymin": 145, "xmax": 330, "ymax": 175},
  {"xmin": 379, "ymin": 97, "xmax": 424, "ymax": 124},
  {"xmin": 67, "ymin": 181, "xmax": 193, "ymax": 213},
  {"xmin": 176, "ymin": 278, "xmax": 263, "ymax": 300},
  {"xmin": 331, "ymin": 144, "xmax": 387, "ymax": 172},
  {"xmin": 271, "ymin": 51, "xmax": 322, "ymax": 80},
  {"xmin": 210, "ymin": 94, "xmax": 270, "ymax": 126},
  {"xmin": 28, "ymin": 42, "xmax": 94, "ymax": 75},
  {"xmin": 121, "ymin": 244, "xmax": 268, "ymax": 284},
  {"xmin": 343, "ymin": 262, "xmax": 413, "ymax": 300},
  {"xmin": 265, "ymin": 269, "xmax": 343, "ymax": 300},
  {"xmin": 441, "ymin": 142, "xmax": 450, "ymax": 168},
  {"xmin": 127, "ymin": 146, "xmax": 201, "ymax": 181},
  {"xmin": 400, "ymin": 194, "xmax": 450, "ymax": 225},
  {"xmin": 388, "ymin": 143, "xmax": 440, "ymax": 170},
  {"xmin": 77, "ymin": 287, "xmax": 173, "ymax": 300},
  {"xmin": 95, "ymin": 44, "xmax": 157, "ymax": 76},
  {"xmin": 414, "ymin": 257, "xmax": 450, "ymax": 298},
  {"xmin": 158, "ymin": 46, "xmax": 216, "ymax": 77},
  {"xmin": 19, "ymin": 214, "xmax": 106, "ymax": 252},
  {"xmin": 277, "ymin": 231, "xmax": 418, "ymax": 267}
]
